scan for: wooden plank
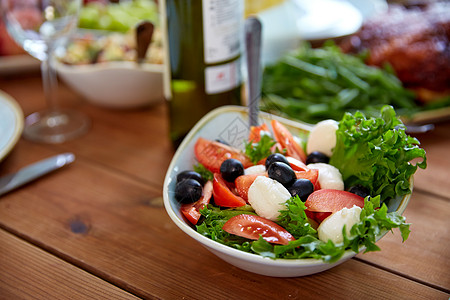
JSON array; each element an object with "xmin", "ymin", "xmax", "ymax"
[
  {"xmin": 0, "ymin": 229, "xmax": 139, "ymax": 300},
  {"xmin": 1, "ymin": 74, "xmax": 449, "ymax": 298},
  {"xmin": 0, "ymin": 147, "xmax": 447, "ymax": 299},
  {"xmin": 356, "ymin": 190, "xmax": 450, "ymax": 291},
  {"xmin": 409, "ymin": 122, "xmax": 450, "ymax": 199},
  {"xmin": 55, "ymin": 102, "xmax": 174, "ymax": 189}
]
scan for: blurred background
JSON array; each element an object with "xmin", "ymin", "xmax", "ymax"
[{"xmin": 1, "ymin": 0, "xmax": 448, "ymax": 123}]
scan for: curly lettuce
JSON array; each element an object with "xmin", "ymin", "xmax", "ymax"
[
  {"xmin": 197, "ymin": 196, "xmax": 410, "ymax": 263},
  {"xmin": 329, "ymin": 105, "xmax": 427, "ymax": 202}
]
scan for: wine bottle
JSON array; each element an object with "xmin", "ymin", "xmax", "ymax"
[{"xmin": 160, "ymin": 0, "xmax": 244, "ymax": 147}]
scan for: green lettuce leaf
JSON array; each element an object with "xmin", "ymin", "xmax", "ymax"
[
  {"xmin": 276, "ymin": 196, "xmax": 317, "ymax": 238},
  {"xmin": 193, "ymin": 163, "xmax": 214, "ymax": 181},
  {"xmin": 329, "ymin": 105, "xmax": 427, "ymax": 202}
]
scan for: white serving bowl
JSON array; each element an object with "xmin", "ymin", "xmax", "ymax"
[
  {"xmin": 54, "ymin": 60, "xmax": 164, "ymax": 109},
  {"xmin": 163, "ymin": 105, "xmax": 412, "ymax": 277}
]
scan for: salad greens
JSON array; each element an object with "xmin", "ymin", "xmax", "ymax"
[
  {"xmin": 261, "ymin": 42, "xmax": 428, "ymax": 124},
  {"xmin": 198, "ymin": 196, "xmax": 410, "ymax": 263},
  {"xmin": 244, "ymin": 134, "xmax": 276, "ymax": 164},
  {"xmin": 197, "ymin": 205, "xmax": 256, "ymax": 252},
  {"xmin": 193, "ymin": 163, "xmax": 213, "ymax": 181},
  {"xmin": 329, "ymin": 105, "xmax": 427, "ymax": 203}
]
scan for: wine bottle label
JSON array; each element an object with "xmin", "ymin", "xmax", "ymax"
[
  {"xmin": 205, "ymin": 59, "xmax": 240, "ymax": 94},
  {"xmin": 202, "ymin": 0, "xmax": 243, "ymax": 64}
]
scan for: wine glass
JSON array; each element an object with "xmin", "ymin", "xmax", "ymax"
[{"xmin": 1, "ymin": 0, "xmax": 90, "ymax": 143}]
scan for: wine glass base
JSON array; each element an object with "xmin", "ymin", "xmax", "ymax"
[{"xmin": 23, "ymin": 109, "xmax": 90, "ymax": 144}]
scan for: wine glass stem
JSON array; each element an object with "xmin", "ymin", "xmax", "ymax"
[{"xmin": 41, "ymin": 44, "xmax": 59, "ymax": 114}]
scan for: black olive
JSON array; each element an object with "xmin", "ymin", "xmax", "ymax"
[
  {"xmin": 220, "ymin": 159, "xmax": 244, "ymax": 182},
  {"xmin": 288, "ymin": 179, "xmax": 314, "ymax": 201},
  {"xmin": 306, "ymin": 151, "xmax": 330, "ymax": 164},
  {"xmin": 265, "ymin": 153, "xmax": 289, "ymax": 170},
  {"xmin": 348, "ymin": 185, "xmax": 370, "ymax": 198},
  {"xmin": 175, "ymin": 179, "xmax": 203, "ymax": 204},
  {"xmin": 267, "ymin": 162, "xmax": 296, "ymax": 187},
  {"xmin": 176, "ymin": 170, "xmax": 204, "ymax": 185}
]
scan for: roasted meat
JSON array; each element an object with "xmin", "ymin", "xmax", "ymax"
[{"xmin": 339, "ymin": 2, "xmax": 450, "ymax": 102}]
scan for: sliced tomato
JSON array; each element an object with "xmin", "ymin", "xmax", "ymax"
[
  {"xmin": 304, "ymin": 209, "xmax": 316, "ymax": 221},
  {"xmin": 194, "ymin": 138, "xmax": 252, "ymax": 173},
  {"xmin": 222, "ymin": 214, "xmax": 295, "ymax": 245},
  {"xmin": 256, "ymin": 157, "xmax": 267, "ymax": 166},
  {"xmin": 212, "ymin": 173, "xmax": 246, "ymax": 207},
  {"xmin": 304, "ymin": 210, "xmax": 331, "ymax": 224},
  {"xmin": 234, "ymin": 173, "xmax": 266, "ymax": 201},
  {"xmin": 286, "ymin": 156, "xmax": 308, "ymax": 171},
  {"xmin": 180, "ymin": 181, "xmax": 213, "ymax": 225},
  {"xmin": 271, "ymin": 120, "xmax": 307, "ymax": 163},
  {"xmin": 305, "ymin": 189, "xmax": 365, "ymax": 213},
  {"xmin": 249, "ymin": 123, "xmax": 270, "ymax": 142},
  {"xmin": 314, "ymin": 212, "xmax": 332, "ymax": 223},
  {"xmin": 295, "ymin": 169, "xmax": 319, "ymax": 190}
]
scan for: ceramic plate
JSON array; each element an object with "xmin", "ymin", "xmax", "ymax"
[{"xmin": 0, "ymin": 90, "xmax": 24, "ymax": 162}]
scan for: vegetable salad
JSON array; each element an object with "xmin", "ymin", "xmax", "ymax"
[{"xmin": 174, "ymin": 106, "xmax": 426, "ymax": 263}]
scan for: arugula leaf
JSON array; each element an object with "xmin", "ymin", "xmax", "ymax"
[
  {"xmin": 329, "ymin": 105, "xmax": 427, "ymax": 202},
  {"xmin": 244, "ymin": 133, "xmax": 276, "ymax": 164},
  {"xmin": 261, "ymin": 42, "xmax": 420, "ymax": 124},
  {"xmin": 193, "ymin": 163, "xmax": 213, "ymax": 181}
]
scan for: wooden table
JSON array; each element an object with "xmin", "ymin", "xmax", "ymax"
[{"xmin": 0, "ymin": 72, "xmax": 449, "ymax": 299}]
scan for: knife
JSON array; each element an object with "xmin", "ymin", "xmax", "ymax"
[{"xmin": 0, "ymin": 153, "xmax": 75, "ymax": 197}]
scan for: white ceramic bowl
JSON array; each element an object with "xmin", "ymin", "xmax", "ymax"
[
  {"xmin": 54, "ymin": 60, "xmax": 164, "ymax": 109},
  {"xmin": 163, "ymin": 105, "xmax": 412, "ymax": 277}
]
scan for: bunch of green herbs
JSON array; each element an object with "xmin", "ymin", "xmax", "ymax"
[{"xmin": 261, "ymin": 42, "xmax": 420, "ymax": 124}]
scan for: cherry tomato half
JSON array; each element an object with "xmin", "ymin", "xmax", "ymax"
[
  {"xmin": 271, "ymin": 120, "xmax": 307, "ymax": 163},
  {"xmin": 249, "ymin": 123, "xmax": 270, "ymax": 142},
  {"xmin": 286, "ymin": 156, "xmax": 308, "ymax": 172},
  {"xmin": 212, "ymin": 173, "xmax": 246, "ymax": 207},
  {"xmin": 180, "ymin": 181, "xmax": 213, "ymax": 225},
  {"xmin": 194, "ymin": 138, "xmax": 252, "ymax": 173},
  {"xmin": 305, "ymin": 189, "xmax": 364, "ymax": 213},
  {"xmin": 295, "ymin": 169, "xmax": 320, "ymax": 190},
  {"xmin": 234, "ymin": 173, "xmax": 266, "ymax": 201},
  {"xmin": 222, "ymin": 214, "xmax": 295, "ymax": 245}
]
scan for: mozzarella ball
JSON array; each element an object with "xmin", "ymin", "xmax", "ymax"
[
  {"xmin": 248, "ymin": 176, "xmax": 291, "ymax": 221},
  {"xmin": 317, "ymin": 205, "xmax": 362, "ymax": 244},
  {"xmin": 307, "ymin": 120, "xmax": 339, "ymax": 157},
  {"xmin": 244, "ymin": 165, "xmax": 266, "ymax": 175},
  {"xmin": 307, "ymin": 163, "xmax": 344, "ymax": 190}
]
